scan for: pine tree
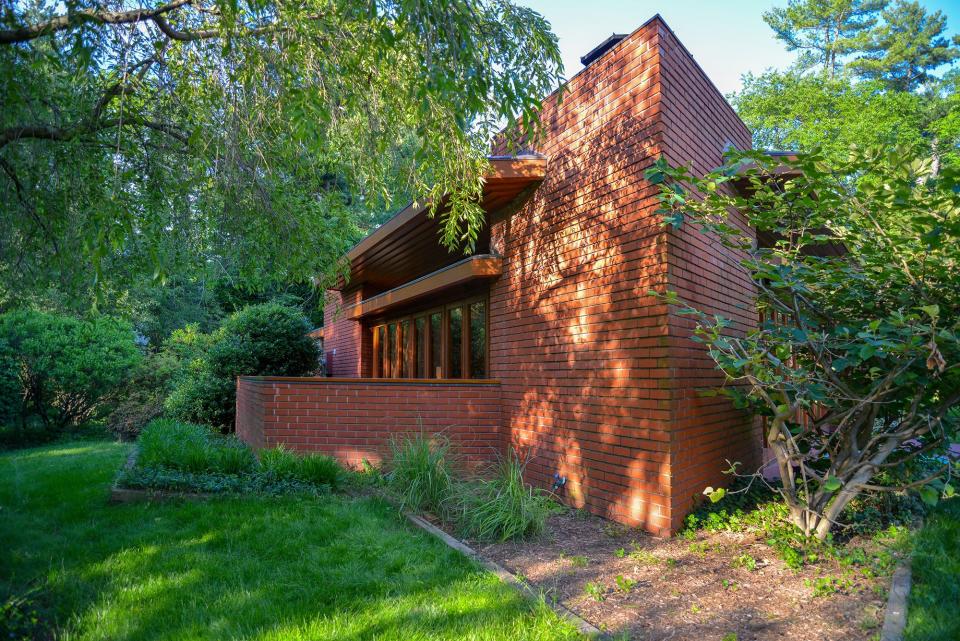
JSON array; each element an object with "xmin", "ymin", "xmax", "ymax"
[
  {"xmin": 763, "ymin": 0, "xmax": 887, "ymax": 76},
  {"xmin": 850, "ymin": 0, "xmax": 960, "ymax": 90}
]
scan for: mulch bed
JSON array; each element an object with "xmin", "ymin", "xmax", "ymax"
[{"xmin": 452, "ymin": 511, "xmax": 891, "ymax": 641}]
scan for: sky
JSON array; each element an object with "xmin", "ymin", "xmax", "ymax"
[{"xmin": 519, "ymin": 0, "xmax": 960, "ymax": 96}]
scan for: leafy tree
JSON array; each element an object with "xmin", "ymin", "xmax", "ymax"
[
  {"xmin": 166, "ymin": 303, "xmax": 318, "ymax": 429},
  {"xmin": 0, "ymin": 1, "xmax": 563, "ymax": 301},
  {"xmin": 731, "ymin": 72, "xmax": 928, "ymax": 158},
  {"xmin": 646, "ymin": 147, "xmax": 959, "ymax": 539},
  {"xmin": 0, "ymin": 310, "xmax": 142, "ymax": 431},
  {"xmin": 850, "ymin": 0, "xmax": 960, "ymax": 91},
  {"xmin": 763, "ymin": 0, "xmax": 887, "ymax": 76}
]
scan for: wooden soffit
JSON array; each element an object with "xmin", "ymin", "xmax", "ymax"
[
  {"xmin": 336, "ymin": 155, "xmax": 546, "ymax": 291},
  {"xmin": 344, "ymin": 254, "xmax": 502, "ymax": 320}
]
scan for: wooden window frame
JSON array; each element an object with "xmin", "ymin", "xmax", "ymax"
[{"xmin": 370, "ymin": 295, "xmax": 489, "ymax": 380}]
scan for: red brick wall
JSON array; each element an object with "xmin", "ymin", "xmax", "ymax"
[
  {"xmin": 323, "ymin": 287, "xmax": 367, "ymax": 378},
  {"xmin": 235, "ymin": 377, "xmax": 502, "ymax": 468},
  {"xmin": 656, "ymin": 23, "xmax": 761, "ymax": 530},
  {"xmin": 486, "ymin": 16, "xmax": 758, "ymax": 535},
  {"xmin": 489, "ymin": 18, "xmax": 676, "ymax": 534}
]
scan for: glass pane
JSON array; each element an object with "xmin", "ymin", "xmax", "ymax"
[
  {"xmin": 415, "ymin": 317, "xmax": 427, "ymax": 378},
  {"xmin": 400, "ymin": 320, "xmax": 411, "ymax": 378},
  {"xmin": 430, "ymin": 312, "xmax": 442, "ymax": 378},
  {"xmin": 469, "ymin": 301, "xmax": 486, "ymax": 379},
  {"xmin": 377, "ymin": 325, "xmax": 386, "ymax": 377},
  {"xmin": 387, "ymin": 323, "xmax": 397, "ymax": 378},
  {"xmin": 448, "ymin": 307, "xmax": 463, "ymax": 378}
]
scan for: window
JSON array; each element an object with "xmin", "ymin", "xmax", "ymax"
[
  {"xmin": 371, "ymin": 296, "xmax": 488, "ymax": 379},
  {"xmin": 448, "ymin": 306, "xmax": 463, "ymax": 378}
]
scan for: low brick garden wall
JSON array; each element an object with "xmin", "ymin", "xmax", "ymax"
[{"xmin": 235, "ymin": 377, "xmax": 503, "ymax": 468}]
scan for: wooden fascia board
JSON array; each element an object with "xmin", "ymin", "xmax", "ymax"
[{"xmin": 344, "ymin": 255, "xmax": 502, "ymax": 320}]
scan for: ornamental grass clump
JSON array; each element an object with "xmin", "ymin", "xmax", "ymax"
[
  {"xmin": 387, "ymin": 431, "xmax": 455, "ymax": 515},
  {"xmin": 456, "ymin": 450, "xmax": 555, "ymax": 542}
]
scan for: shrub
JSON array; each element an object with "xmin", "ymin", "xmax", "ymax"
[
  {"xmin": 387, "ymin": 432, "xmax": 455, "ymax": 514},
  {"xmin": 455, "ymin": 450, "xmax": 555, "ymax": 541},
  {"xmin": 166, "ymin": 304, "xmax": 318, "ymax": 430},
  {"xmin": 106, "ymin": 349, "xmax": 180, "ymax": 440},
  {"xmin": 137, "ymin": 418, "xmax": 255, "ymax": 474},
  {"xmin": 0, "ymin": 310, "xmax": 141, "ymax": 437}
]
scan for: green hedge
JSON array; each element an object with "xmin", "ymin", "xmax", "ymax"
[{"xmin": 166, "ymin": 303, "xmax": 318, "ymax": 430}]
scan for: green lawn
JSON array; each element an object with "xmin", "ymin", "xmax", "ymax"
[
  {"xmin": 0, "ymin": 441, "xmax": 581, "ymax": 641},
  {"xmin": 905, "ymin": 497, "xmax": 960, "ymax": 641}
]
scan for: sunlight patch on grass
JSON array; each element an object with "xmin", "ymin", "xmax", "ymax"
[{"xmin": 0, "ymin": 441, "xmax": 581, "ymax": 641}]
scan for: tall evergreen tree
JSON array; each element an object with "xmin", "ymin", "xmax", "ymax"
[
  {"xmin": 850, "ymin": 0, "xmax": 960, "ymax": 90},
  {"xmin": 763, "ymin": 0, "xmax": 887, "ymax": 76}
]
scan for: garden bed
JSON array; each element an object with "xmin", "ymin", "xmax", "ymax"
[{"xmin": 436, "ymin": 509, "xmax": 906, "ymax": 641}]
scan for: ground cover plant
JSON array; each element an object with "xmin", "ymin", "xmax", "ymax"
[
  {"xmin": 0, "ymin": 441, "xmax": 581, "ymax": 641},
  {"xmin": 118, "ymin": 418, "xmax": 342, "ymax": 495}
]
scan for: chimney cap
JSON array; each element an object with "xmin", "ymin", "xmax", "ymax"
[{"xmin": 580, "ymin": 33, "xmax": 628, "ymax": 66}]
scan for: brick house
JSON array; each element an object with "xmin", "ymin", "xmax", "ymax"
[{"xmin": 236, "ymin": 15, "xmax": 762, "ymax": 536}]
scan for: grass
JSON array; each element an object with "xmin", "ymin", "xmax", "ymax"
[
  {"xmin": 128, "ymin": 419, "xmax": 342, "ymax": 491},
  {"xmin": 455, "ymin": 451, "xmax": 555, "ymax": 542},
  {"xmin": 904, "ymin": 498, "xmax": 960, "ymax": 641},
  {"xmin": 387, "ymin": 431, "xmax": 455, "ymax": 514},
  {"xmin": 0, "ymin": 441, "xmax": 582, "ymax": 641}
]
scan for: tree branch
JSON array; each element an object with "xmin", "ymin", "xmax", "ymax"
[{"xmin": 0, "ymin": 0, "xmax": 193, "ymax": 45}]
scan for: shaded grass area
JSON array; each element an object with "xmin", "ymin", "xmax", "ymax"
[
  {"xmin": 0, "ymin": 441, "xmax": 581, "ymax": 641},
  {"xmin": 905, "ymin": 498, "xmax": 960, "ymax": 641}
]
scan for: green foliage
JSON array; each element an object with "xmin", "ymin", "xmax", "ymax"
[
  {"xmin": 803, "ymin": 575, "xmax": 854, "ymax": 597},
  {"xmin": 387, "ymin": 431, "xmax": 455, "ymax": 515},
  {"xmin": 651, "ymin": 147, "xmax": 960, "ymax": 539},
  {"xmin": 905, "ymin": 498, "xmax": 960, "ymax": 640},
  {"xmin": 166, "ymin": 303, "xmax": 318, "ymax": 429},
  {"xmin": 128, "ymin": 419, "xmax": 343, "ymax": 495},
  {"xmin": 117, "ymin": 465, "xmax": 329, "ymax": 497},
  {"xmin": 736, "ymin": 0, "xmax": 960, "ymax": 172},
  {"xmin": 258, "ymin": 445, "xmax": 342, "ymax": 489},
  {"xmin": 136, "ymin": 418, "xmax": 256, "ymax": 475},
  {"xmin": 0, "ymin": 1, "xmax": 563, "ymax": 303},
  {"xmin": 386, "ymin": 434, "xmax": 554, "ymax": 542},
  {"xmin": 454, "ymin": 450, "xmax": 555, "ymax": 542},
  {"xmin": 849, "ymin": 0, "xmax": 960, "ymax": 91},
  {"xmin": 106, "ymin": 348, "xmax": 180, "ymax": 440},
  {"xmin": 763, "ymin": 0, "xmax": 886, "ymax": 75},
  {"xmin": 583, "ymin": 581, "xmax": 606, "ymax": 602},
  {"xmin": 0, "ymin": 310, "xmax": 141, "ymax": 440},
  {"xmin": 614, "ymin": 574, "xmax": 637, "ymax": 593},
  {"xmin": 731, "ymin": 72, "xmax": 933, "ymax": 163},
  {"xmin": 0, "ymin": 587, "xmax": 52, "ymax": 641},
  {"xmin": 208, "ymin": 303, "xmax": 318, "ymax": 380},
  {"xmin": 2, "ymin": 441, "xmax": 580, "ymax": 640}
]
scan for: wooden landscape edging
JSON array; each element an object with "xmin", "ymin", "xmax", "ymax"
[{"xmin": 404, "ymin": 513, "xmax": 604, "ymax": 639}]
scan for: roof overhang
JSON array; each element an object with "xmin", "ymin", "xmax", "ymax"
[
  {"xmin": 344, "ymin": 254, "xmax": 503, "ymax": 320},
  {"xmin": 335, "ymin": 156, "xmax": 546, "ymax": 291}
]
